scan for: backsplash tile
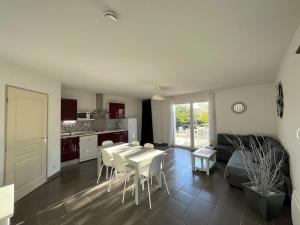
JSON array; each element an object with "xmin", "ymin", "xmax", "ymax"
[
  {"xmin": 105, "ymin": 119, "xmax": 126, "ymax": 130},
  {"xmin": 61, "ymin": 120, "xmax": 92, "ymax": 133},
  {"xmin": 61, "ymin": 119, "xmax": 127, "ymax": 134}
]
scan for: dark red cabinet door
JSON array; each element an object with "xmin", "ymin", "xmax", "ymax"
[
  {"xmin": 109, "ymin": 103, "xmax": 125, "ymax": 119},
  {"xmin": 97, "ymin": 131, "xmax": 128, "ymax": 146},
  {"xmin": 121, "ymin": 131, "xmax": 128, "ymax": 142},
  {"xmin": 61, "ymin": 137, "xmax": 79, "ymax": 162},
  {"xmin": 98, "ymin": 133, "xmax": 112, "ymax": 146},
  {"xmin": 61, "ymin": 98, "xmax": 77, "ymax": 121}
]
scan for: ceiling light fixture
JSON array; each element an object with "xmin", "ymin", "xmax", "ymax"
[
  {"xmin": 152, "ymin": 94, "xmax": 165, "ymax": 101},
  {"xmin": 104, "ymin": 10, "xmax": 118, "ymax": 22},
  {"xmin": 152, "ymin": 85, "xmax": 165, "ymax": 101}
]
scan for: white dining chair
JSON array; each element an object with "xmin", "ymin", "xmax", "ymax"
[
  {"xmin": 111, "ymin": 152, "xmax": 135, "ymax": 202},
  {"xmin": 140, "ymin": 155, "xmax": 170, "ymax": 209},
  {"xmin": 96, "ymin": 140, "xmax": 114, "ymax": 182},
  {"xmin": 102, "ymin": 140, "xmax": 113, "ymax": 146},
  {"xmin": 97, "ymin": 147, "xmax": 115, "ymax": 186},
  {"xmin": 144, "ymin": 143, "xmax": 154, "ymax": 149},
  {"xmin": 131, "ymin": 141, "xmax": 140, "ymax": 146}
]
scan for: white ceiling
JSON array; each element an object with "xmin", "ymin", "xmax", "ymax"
[{"xmin": 0, "ymin": 0, "xmax": 299, "ymax": 98}]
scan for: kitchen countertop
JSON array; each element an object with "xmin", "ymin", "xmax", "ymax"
[{"xmin": 61, "ymin": 129, "xmax": 128, "ymax": 139}]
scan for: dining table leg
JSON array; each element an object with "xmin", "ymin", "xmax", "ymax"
[{"xmin": 134, "ymin": 166, "xmax": 142, "ymax": 206}]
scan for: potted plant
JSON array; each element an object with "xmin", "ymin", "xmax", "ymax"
[{"xmin": 227, "ymin": 135, "xmax": 286, "ymax": 221}]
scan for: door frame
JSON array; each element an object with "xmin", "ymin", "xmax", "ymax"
[{"xmin": 4, "ymin": 85, "xmax": 49, "ymax": 185}]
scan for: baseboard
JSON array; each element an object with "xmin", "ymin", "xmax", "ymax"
[
  {"xmin": 61, "ymin": 159, "xmax": 79, "ymax": 167},
  {"xmin": 47, "ymin": 171, "xmax": 61, "ymax": 181}
]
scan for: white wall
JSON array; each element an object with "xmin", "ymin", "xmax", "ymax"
[
  {"xmin": 156, "ymin": 84, "xmax": 277, "ymax": 144},
  {"xmin": 61, "ymin": 88, "xmax": 96, "ymax": 112},
  {"xmin": 215, "ymin": 83, "xmax": 277, "ymax": 136},
  {"xmin": 103, "ymin": 95, "xmax": 142, "ymax": 141},
  {"xmin": 276, "ymin": 24, "xmax": 300, "ymax": 193},
  {"xmin": 0, "ymin": 59, "xmax": 61, "ymax": 185}
]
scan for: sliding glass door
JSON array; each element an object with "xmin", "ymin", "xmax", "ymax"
[
  {"xmin": 174, "ymin": 104, "xmax": 191, "ymax": 147},
  {"xmin": 193, "ymin": 102, "xmax": 209, "ymax": 148},
  {"xmin": 174, "ymin": 102, "xmax": 209, "ymax": 148}
]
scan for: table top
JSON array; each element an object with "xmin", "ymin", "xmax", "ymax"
[
  {"xmin": 125, "ymin": 149, "xmax": 164, "ymax": 168},
  {"xmin": 192, "ymin": 148, "xmax": 217, "ymax": 158},
  {"xmin": 0, "ymin": 184, "xmax": 14, "ymax": 220},
  {"xmin": 101, "ymin": 142, "xmax": 164, "ymax": 168}
]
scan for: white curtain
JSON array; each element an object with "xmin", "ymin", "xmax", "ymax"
[
  {"xmin": 208, "ymin": 92, "xmax": 216, "ymax": 146},
  {"xmin": 168, "ymin": 103, "xmax": 175, "ymax": 146}
]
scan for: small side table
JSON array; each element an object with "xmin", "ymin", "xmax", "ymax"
[{"xmin": 192, "ymin": 148, "xmax": 217, "ymax": 175}]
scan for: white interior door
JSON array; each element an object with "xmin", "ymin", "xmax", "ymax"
[{"xmin": 5, "ymin": 87, "xmax": 48, "ymax": 201}]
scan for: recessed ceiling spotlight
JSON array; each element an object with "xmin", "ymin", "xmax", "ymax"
[{"xmin": 104, "ymin": 10, "xmax": 118, "ymax": 22}]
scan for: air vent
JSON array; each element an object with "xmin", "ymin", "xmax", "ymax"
[{"xmin": 296, "ymin": 45, "xmax": 300, "ymax": 54}]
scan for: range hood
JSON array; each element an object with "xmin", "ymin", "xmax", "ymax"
[{"xmin": 91, "ymin": 94, "xmax": 107, "ymax": 118}]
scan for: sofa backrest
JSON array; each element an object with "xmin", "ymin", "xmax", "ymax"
[{"xmin": 218, "ymin": 133, "xmax": 290, "ymax": 178}]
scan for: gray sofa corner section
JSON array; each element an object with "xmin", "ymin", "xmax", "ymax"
[{"xmin": 224, "ymin": 151, "xmax": 249, "ymax": 188}]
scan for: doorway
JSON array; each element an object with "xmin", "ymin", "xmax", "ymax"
[
  {"xmin": 5, "ymin": 86, "xmax": 48, "ymax": 201},
  {"xmin": 174, "ymin": 102, "xmax": 209, "ymax": 149}
]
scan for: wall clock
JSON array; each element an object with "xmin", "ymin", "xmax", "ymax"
[{"xmin": 276, "ymin": 82, "xmax": 284, "ymax": 118}]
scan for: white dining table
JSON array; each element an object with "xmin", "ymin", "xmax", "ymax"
[{"xmin": 99, "ymin": 143, "xmax": 165, "ymax": 206}]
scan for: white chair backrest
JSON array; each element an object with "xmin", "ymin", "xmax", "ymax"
[
  {"xmin": 144, "ymin": 143, "xmax": 154, "ymax": 149},
  {"xmin": 131, "ymin": 141, "xmax": 140, "ymax": 146},
  {"xmin": 101, "ymin": 148, "xmax": 113, "ymax": 167},
  {"xmin": 102, "ymin": 140, "xmax": 113, "ymax": 146},
  {"xmin": 148, "ymin": 155, "xmax": 163, "ymax": 177},
  {"xmin": 112, "ymin": 152, "xmax": 126, "ymax": 173}
]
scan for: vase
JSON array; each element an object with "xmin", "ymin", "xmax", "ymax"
[{"xmin": 242, "ymin": 182, "xmax": 286, "ymax": 221}]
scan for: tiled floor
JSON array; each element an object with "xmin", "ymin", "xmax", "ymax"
[{"xmin": 11, "ymin": 148, "xmax": 292, "ymax": 225}]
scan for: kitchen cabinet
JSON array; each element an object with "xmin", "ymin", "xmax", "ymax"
[
  {"xmin": 109, "ymin": 103, "xmax": 125, "ymax": 119},
  {"xmin": 61, "ymin": 98, "xmax": 77, "ymax": 121},
  {"xmin": 97, "ymin": 131, "xmax": 128, "ymax": 146},
  {"xmin": 61, "ymin": 137, "xmax": 79, "ymax": 162},
  {"xmin": 79, "ymin": 135, "xmax": 97, "ymax": 162}
]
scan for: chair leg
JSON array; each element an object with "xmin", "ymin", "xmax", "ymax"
[
  {"xmin": 147, "ymin": 178, "xmax": 152, "ymax": 210},
  {"xmin": 97, "ymin": 164, "xmax": 104, "ymax": 184},
  {"xmin": 110, "ymin": 167, "xmax": 113, "ymax": 179},
  {"xmin": 106, "ymin": 166, "xmax": 109, "ymax": 180},
  {"xmin": 122, "ymin": 174, "xmax": 128, "ymax": 204},
  {"xmin": 150, "ymin": 176, "xmax": 153, "ymax": 185},
  {"xmin": 108, "ymin": 168, "xmax": 114, "ymax": 192},
  {"xmin": 162, "ymin": 172, "xmax": 170, "ymax": 195},
  {"xmin": 141, "ymin": 177, "xmax": 145, "ymax": 191},
  {"xmin": 131, "ymin": 185, "xmax": 135, "ymax": 196},
  {"xmin": 155, "ymin": 175, "xmax": 159, "ymax": 183}
]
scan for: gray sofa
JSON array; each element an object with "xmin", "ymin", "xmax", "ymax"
[{"xmin": 214, "ymin": 134, "xmax": 292, "ymax": 199}]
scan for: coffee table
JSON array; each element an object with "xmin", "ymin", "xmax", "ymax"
[{"xmin": 192, "ymin": 148, "xmax": 217, "ymax": 175}]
